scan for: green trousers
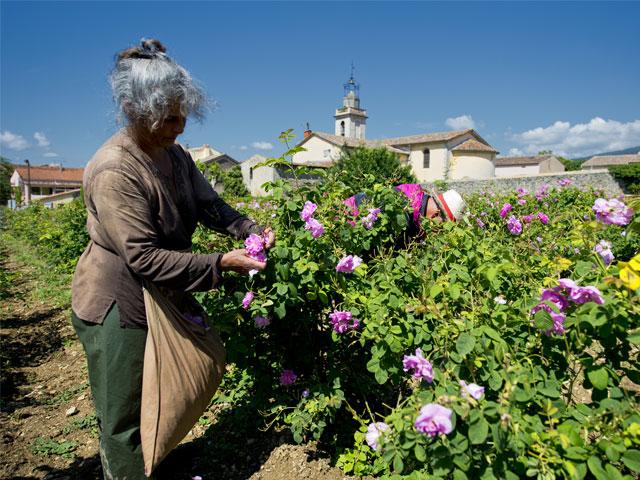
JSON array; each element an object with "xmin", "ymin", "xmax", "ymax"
[{"xmin": 72, "ymin": 305, "xmax": 150, "ymax": 480}]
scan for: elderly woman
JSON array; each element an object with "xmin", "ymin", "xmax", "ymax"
[{"xmin": 71, "ymin": 39, "xmax": 272, "ymax": 479}]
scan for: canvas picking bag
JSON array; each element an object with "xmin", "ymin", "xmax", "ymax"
[{"xmin": 140, "ymin": 283, "xmax": 226, "ymax": 477}]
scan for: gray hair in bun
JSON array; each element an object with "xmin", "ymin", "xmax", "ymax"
[{"xmin": 110, "ymin": 38, "xmax": 207, "ymax": 130}]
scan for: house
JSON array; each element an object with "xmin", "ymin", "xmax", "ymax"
[
  {"xmin": 10, "ymin": 164, "xmax": 83, "ymax": 207},
  {"xmin": 581, "ymin": 153, "xmax": 640, "ymax": 170},
  {"xmin": 293, "ymin": 129, "xmax": 499, "ymax": 182},
  {"xmin": 186, "ymin": 144, "xmax": 239, "ymax": 170},
  {"xmin": 494, "ymin": 155, "xmax": 565, "ymax": 177},
  {"xmin": 240, "ymin": 155, "xmax": 278, "ymax": 196},
  {"xmin": 290, "ymin": 73, "xmax": 499, "ymax": 183}
]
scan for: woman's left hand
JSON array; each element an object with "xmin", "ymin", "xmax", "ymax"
[{"xmin": 262, "ymin": 227, "xmax": 276, "ymax": 250}]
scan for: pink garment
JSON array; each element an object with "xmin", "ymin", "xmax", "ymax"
[
  {"xmin": 343, "ymin": 196, "xmax": 360, "ymax": 217},
  {"xmin": 394, "ymin": 184, "xmax": 425, "ymax": 224}
]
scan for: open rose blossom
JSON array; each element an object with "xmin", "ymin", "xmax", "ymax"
[
  {"xmin": 363, "ymin": 208, "xmax": 381, "ymax": 229},
  {"xmin": 402, "ymin": 348, "xmax": 434, "ymax": 382},
  {"xmin": 592, "ymin": 198, "xmax": 634, "ymax": 226},
  {"xmin": 279, "ymin": 369, "xmax": 297, "ymax": 386},
  {"xmin": 594, "ymin": 240, "xmax": 614, "ymax": 265},
  {"xmin": 459, "ymin": 380, "xmax": 485, "ymax": 400},
  {"xmin": 336, "ymin": 255, "xmax": 363, "ymax": 273},
  {"xmin": 499, "ymin": 203, "xmax": 513, "ymax": 218},
  {"xmin": 365, "ymin": 422, "xmax": 389, "ymax": 451},
  {"xmin": 244, "ymin": 233, "xmax": 265, "ymax": 256},
  {"xmin": 329, "ymin": 310, "xmax": 360, "ymax": 333},
  {"xmin": 304, "ymin": 218, "xmax": 325, "ymax": 238},
  {"xmin": 507, "ymin": 215, "xmax": 522, "ymax": 235},
  {"xmin": 300, "ymin": 201, "xmax": 317, "ymax": 222},
  {"xmin": 414, "ymin": 404, "xmax": 453, "ymax": 436}
]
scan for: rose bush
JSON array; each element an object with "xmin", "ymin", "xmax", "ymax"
[{"xmin": 195, "ymin": 153, "xmax": 640, "ymax": 478}]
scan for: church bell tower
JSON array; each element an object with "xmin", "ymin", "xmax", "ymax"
[{"xmin": 334, "ymin": 66, "xmax": 367, "ymax": 140}]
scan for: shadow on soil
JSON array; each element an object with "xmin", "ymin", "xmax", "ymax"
[{"xmin": 17, "ymin": 401, "xmax": 295, "ymax": 480}]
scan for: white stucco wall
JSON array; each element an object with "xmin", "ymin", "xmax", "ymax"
[
  {"xmin": 292, "ymin": 136, "xmax": 344, "ymax": 165},
  {"xmin": 495, "ymin": 165, "xmax": 539, "ymax": 177},
  {"xmin": 240, "ymin": 155, "xmax": 278, "ymax": 196},
  {"xmin": 407, "ymin": 143, "xmax": 448, "ymax": 182},
  {"xmin": 450, "ymin": 152, "xmax": 496, "ymax": 180}
]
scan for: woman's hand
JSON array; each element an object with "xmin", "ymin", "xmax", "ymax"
[
  {"xmin": 220, "ymin": 249, "xmax": 266, "ymax": 275},
  {"xmin": 262, "ymin": 227, "xmax": 276, "ymax": 250}
]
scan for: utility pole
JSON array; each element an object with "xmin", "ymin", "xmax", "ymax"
[{"xmin": 24, "ymin": 159, "xmax": 31, "ymax": 205}]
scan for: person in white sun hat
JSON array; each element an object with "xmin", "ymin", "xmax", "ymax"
[{"xmin": 344, "ymin": 183, "xmax": 467, "ymax": 240}]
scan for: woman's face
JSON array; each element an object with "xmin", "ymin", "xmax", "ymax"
[
  {"xmin": 134, "ymin": 105, "xmax": 187, "ymax": 150},
  {"xmin": 152, "ymin": 108, "xmax": 187, "ymax": 148},
  {"xmin": 425, "ymin": 197, "xmax": 445, "ymax": 223}
]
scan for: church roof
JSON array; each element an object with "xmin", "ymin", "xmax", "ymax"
[
  {"xmin": 376, "ymin": 129, "xmax": 474, "ymax": 147},
  {"xmin": 304, "ymin": 129, "xmax": 496, "ymax": 155},
  {"xmin": 309, "ymin": 132, "xmax": 408, "ymax": 155},
  {"xmin": 451, "ymin": 138, "xmax": 499, "ymax": 154}
]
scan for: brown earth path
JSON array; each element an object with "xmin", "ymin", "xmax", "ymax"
[{"xmin": 0, "ymin": 242, "xmax": 360, "ymax": 480}]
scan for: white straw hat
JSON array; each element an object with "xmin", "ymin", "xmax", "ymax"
[{"xmin": 433, "ymin": 189, "xmax": 466, "ymax": 222}]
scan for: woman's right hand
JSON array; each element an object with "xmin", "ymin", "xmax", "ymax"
[{"xmin": 219, "ymin": 249, "xmax": 266, "ymax": 275}]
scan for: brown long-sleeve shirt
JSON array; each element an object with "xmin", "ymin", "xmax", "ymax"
[{"xmin": 71, "ymin": 129, "xmax": 259, "ymax": 328}]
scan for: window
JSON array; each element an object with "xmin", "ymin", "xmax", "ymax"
[
  {"xmin": 249, "ymin": 167, "xmax": 254, "ymax": 180},
  {"xmin": 340, "ymin": 121, "xmax": 345, "ymax": 136},
  {"xmin": 323, "ymin": 149, "xmax": 331, "ymax": 158},
  {"xmin": 423, "ymin": 149, "xmax": 430, "ymax": 169}
]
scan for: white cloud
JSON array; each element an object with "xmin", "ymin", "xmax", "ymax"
[
  {"xmin": 508, "ymin": 148, "xmax": 524, "ymax": 156},
  {"xmin": 239, "ymin": 145, "xmax": 248, "ymax": 151},
  {"xmin": 43, "ymin": 152, "xmax": 59, "ymax": 158},
  {"xmin": 445, "ymin": 115, "xmax": 476, "ymax": 130},
  {"xmin": 251, "ymin": 141, "xmax": 274, "ymax": 150},
  {"xmin": 509, "ymin": 117, "xmax": 640, "ymax": 158},
  {"xmin": 34, "ymin": 132, "xmax": 50, "ymax": 147},
  {"xmin": 0, "ymin": 131, "xmax": 29, "ymax": 150}
]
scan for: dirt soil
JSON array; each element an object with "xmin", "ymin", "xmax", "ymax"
[{"xmin": 0, "ymin": 251, "xmax": 359, "ymax": 480}]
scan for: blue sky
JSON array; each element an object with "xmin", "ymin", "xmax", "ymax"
[{"xmin": 1, "ymin": 1, "xmax": 639, "ymax": 167}]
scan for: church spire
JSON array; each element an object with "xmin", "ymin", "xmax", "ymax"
[{"xmin": 335, "ymin": 64, "xmax": 367, "ymax": 140}]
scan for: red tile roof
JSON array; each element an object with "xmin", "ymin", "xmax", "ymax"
[
  {"xmin": 13, "ymin": 165, "xmax": 84, "ymax": 185},
  {"xmin": 451, "ymin": 138, "xmax": 499, "ymax": 154}
]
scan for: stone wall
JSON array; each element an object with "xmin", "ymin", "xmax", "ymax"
[{"xmin": 426, "ymin": 169, "xmax": 624, "ymax": 197}]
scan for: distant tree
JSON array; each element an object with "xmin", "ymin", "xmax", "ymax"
[
  {"xmin": 329, "ymin": 146, "xmax": 417, "ymax": 193},
  {"xmin": 0, "ymin": 157, "xmax": 13, "ymax": 206},
  {"xmin": 558, "ymin": 156, "xmax": 582, "ymax": 171},
  {"xmin": 537, "ymin": 150, "xmax": 553, "ymax": 156},
  {"xmin": 195, "ymin": 160, "xmax": 248, "ymax": 198},
  {"xmin": 222, "ymin": 166, "xmax": 249, "ymax": 198},
  {"xmin": 609, "ymin": 163, "xmax": 640, "ymax": 194}
]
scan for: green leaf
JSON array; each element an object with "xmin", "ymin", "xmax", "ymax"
[
  {"xmin": 453, "ymin": 470, "xmax": 468, "ymax": 480},
  {"xmin": 627, "ymin": 329, "xmax": 640, "ymax": 345},
  {"xmin": 276, "ymin": 283, "xmax": 288, "ymax": 295},
  {"xmin": 456, "ymin": 333, "xmax": 476, "ymax": 357},
  {"xmin": 469, "ymin": 416, "xmax": 489, "ymax": 444},
  {"xmin": 374, "ymin": 368, "xmax": 388, "ymax": 385},
  {"xmin": 393, "ymin": 453, "xmax": 404, "ymax": 473},
  {"xmin": 587, "ymin": 367, "xmax": 609, "ymax": 390},
  {"xmin": 533, "ymin": 309, "xmax": 553, "ymax": 331},
  {"xmin": 430, "ymin": 284, "xmax": 443, "ymax": 299},
  {"xmin": 414, "ymin": 444, "xmax": 426, "ymax": 462},
  {"xmin": 450, "ymin": 283, "xmax": 461, "ymax": 300},
  {"xmin": 274, "ymin": 302, "xmax": 286, "ymax": 319},
  {"xmin": 587, "ymin": 456, "xmax": 608, "ymax": 480},
  {"xmin": 622, "ymin": 449, "xmax": 640, "ymax": 472}
]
